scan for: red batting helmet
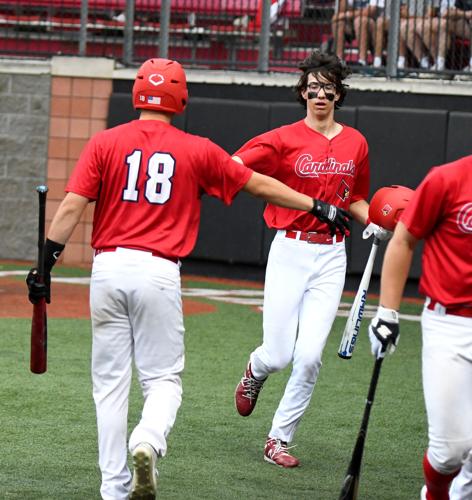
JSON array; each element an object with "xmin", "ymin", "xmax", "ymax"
[
  {"xmin": 368, "ymin": 185, "xmax": 414, "ymax": 231},
  {"xmin": 132, "ymin": 58, "xmax": 188, "ymax": 114}
]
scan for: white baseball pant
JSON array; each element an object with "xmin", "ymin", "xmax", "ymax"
[
  {"xmin": 450, "ymin": 450, "xmax": 472, "ymax": 500},
  {"xmin": 250, "ymin": 230, "xmax": 346, "ymax": 443},
  {"xmin": 90, "ymin": 248, "xmax": 184, "ymax": 500},
  {"xmin": 422, "ymin": 305, "xmax": 472, "ymax": 475}
]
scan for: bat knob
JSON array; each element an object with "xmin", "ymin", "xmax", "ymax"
[{"xmin": 36, "ymin": 185, "xmax": 49, "ymax": 194}]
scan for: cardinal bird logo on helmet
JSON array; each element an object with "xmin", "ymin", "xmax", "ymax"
[
  {"xmin": 381, "ymin": 204, "xmax": 392, "ymax": 216},
  {"xmin": 369, "ymin": 185, "xmax": 414, "ymax": 231}
]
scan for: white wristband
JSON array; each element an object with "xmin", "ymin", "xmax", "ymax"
[{"xmin": 377, "ymin": 305, "xmax": 399, "ymax": 323}]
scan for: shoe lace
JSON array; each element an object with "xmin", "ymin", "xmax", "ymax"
[
  {"xmin": 267, "ymin": 439, "xmax": 296, "ymax": 458},
  {"xmin": 241, "ymin": 373, "xmax": 264, "ymax": 400}
]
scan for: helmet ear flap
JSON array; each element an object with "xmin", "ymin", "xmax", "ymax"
[
  {"xmin": 368, "ymin": 185, "xmax": 414, "ymax": 231},
  {"xmin": 132, "ymin": 58, "xmax": 188, "ymax": 114}
]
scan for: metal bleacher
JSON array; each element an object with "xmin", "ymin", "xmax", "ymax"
[
  {"xmin": 0, "ymin": 0, "xmax": 470, "ymax": 78},
  {"xmin": 0, "ymin": 0, "xmax": 312, "ymax": 70}
]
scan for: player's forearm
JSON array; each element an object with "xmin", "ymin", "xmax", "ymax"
[
  {"xmin": 47, "ymin": 192, "xmax": 89, "ymax": 244},
  {"xmin": 349, "ymin": 199, "xmax": 369, "ymax": 225},
  {"xmin": 379, "ymin": 222, "xmax": 417, "ymax": 310},
  {"xmin": 243, "ymin": 172, "xmax": 314, "ymax": 211}
]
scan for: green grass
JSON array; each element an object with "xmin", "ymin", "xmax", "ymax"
[
  {"xmin": 0, "ymin": 262, "xmax": 91, "ymax": 278},
  {"xmin": 0, "ymin": 284, "xmax": 426, "ymax": 499}
]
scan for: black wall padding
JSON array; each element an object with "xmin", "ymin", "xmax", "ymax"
[
  {"xmin": 269, "ymin": 102, "xmax": 305, "ymax": 128},
  {"xmin": 185, "ymin": 99, "xmax": 271, "ymax": 264},
  {"xmin": 262, "ymin": 226, "xmax": 277, "ymax": 262},
  {"xmin": 349, "ymin": 107, "xmax": 448, "ymax": 277},
  {"xmin": 185, "ymin": 98, "xmax": 271, "ymax": 153},
  {"xmin": 335, "ymin": 106, "xmax": 358, "ymax": 128},
  {"xmin": 106, "ymin": 90, "xmax": 460, "ymax": 280},
  {"xmin": 192, "ymin": 193, "xmax": 267, "ymax": 264},
  {"xmin": 446, "ymin": 112, "xmax": 472, "ymax": 162},
  {"xmin": 357, "ymin": 106, "xmax": 448, "ymax": 190},
  {"xmin": 108, "ymin": 93, "xmax": 138, "ymax": 128}
]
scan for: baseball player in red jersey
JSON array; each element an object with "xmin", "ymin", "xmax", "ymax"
[
  {"xmin": 25, "ymin": 58, "xmax": 353, "ymax": 500},
  {"xmin": 233, "ymin": 51, "xmax": 390, "ymax": 467},
  {"xmin": 368, "ymin": 155, "xmax": 472, "ymax": 500}
]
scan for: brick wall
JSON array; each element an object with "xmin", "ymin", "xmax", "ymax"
[
  {"xmin": 47, "ymin": 75, "xmax": 112, "ymax": 266},
  {"xmin": 0, "ymin": 57, "xmax": 115, "ymax": 266}
]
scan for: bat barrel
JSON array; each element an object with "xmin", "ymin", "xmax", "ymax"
[
  {"xmin": 30, "ymin": 185, "xmax": 49, "ymax": 375},
  {"xmin": 30, "ymin": 299, "xmax": 47, "ymax": 374}
]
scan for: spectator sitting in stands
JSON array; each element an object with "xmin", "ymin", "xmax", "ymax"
[
  {"xmin": 370, "ymin": 0, "xmax": 410, "ymax": 67},
  {"xmin": 423, "ymin": 0, "xmax": 472, "ymax": 71},
  {"xmin": 398, "ymin": 0, "xmax": 441, "ymax": 70},
  {"xmin": 331, "ymin": 0, "xmax": 376, "ymax": 66}
]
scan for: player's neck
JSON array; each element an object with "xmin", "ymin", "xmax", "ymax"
[
  {"xmin": 139, "ymin": 110, "xmax": 173, "ymax": 123},
  {"xmin": 304, "ymin": 115, "xmax": 341, "ymax": 140}
]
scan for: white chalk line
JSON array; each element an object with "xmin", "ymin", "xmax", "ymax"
[{"xmin": 0, "ymin": 271, "xmax": 421, "ymax": 321}]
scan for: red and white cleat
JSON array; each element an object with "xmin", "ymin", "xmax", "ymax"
[
  {"xmin": 264, "ymin": 437, "xmax": 300, "ymax": 468},
  {"xmin": 234, "ymin": 362, "xmax": 266, "ymax": 416}
]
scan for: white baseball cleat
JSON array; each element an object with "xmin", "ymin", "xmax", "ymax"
[
  {"xmin": 130, "ymin": 442, "xmax": 158, "ymax": 500},
  {"xmin": 420, "ymin": 485, "xmax": 427, "ymax": 500}
]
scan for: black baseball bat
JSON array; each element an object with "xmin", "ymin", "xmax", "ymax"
[
  {"xmin": 30, "ymin": 185, "xmax": 48, "ymax": 374},
  {"xmin": 338, "ymin": 356, "xmax": 384, "ymax": 500}
]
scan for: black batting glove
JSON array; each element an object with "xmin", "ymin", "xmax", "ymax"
[
  {"xmin": 26, "ymin": 268, "xmax": 51, "ymax": 304},
  {"xmin": 368, "ymin": 306, "xmax": 400, "ymax": 358},
  {"xmin": 310, "ymin": 199, "xmax": 352, "ymax": 236},
  {"xmin": 26, "ymin": 239, "xmax": 65, "ymax": 305}
]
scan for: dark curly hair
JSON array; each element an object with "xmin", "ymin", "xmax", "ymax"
[{"xmin": 294, "ymin": 51, "xmax": 351, "ymax": 110}]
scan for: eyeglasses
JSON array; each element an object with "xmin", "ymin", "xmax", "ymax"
[{"xmin": 306, "ymin": 82, "xmax": 336, "ymax": 93}]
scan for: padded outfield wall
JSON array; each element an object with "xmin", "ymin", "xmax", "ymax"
[{"xmin": 1, "ymin": 57, "xmax": 471, "ymax": 280}]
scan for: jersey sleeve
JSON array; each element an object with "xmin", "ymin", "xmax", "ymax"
[
  {"xmin": 233, "ymin": 130, "xmax": 281, "ymax": 176},
  {"xmin": 401, "ymin": 167, "xmax": 447, "ymax": 239},
  {"xmin": 351, "ymin": 138, "xmax": 370, "ymax": 203},
  {"xmin": 65, "ymin": 134, "xmax": 102, "ymax": 200},
  {"xmin": 197, "ymin": 139, "xmax": 253, "ymax": 205}
]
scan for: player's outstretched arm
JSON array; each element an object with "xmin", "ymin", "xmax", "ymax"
[
  {"xmin": 242, "ymin": 171, "xmax": 314, "ymax": 212},
  {"xmin": 242, "ymin": 171, "xmax": 352, "ymax": 234}
]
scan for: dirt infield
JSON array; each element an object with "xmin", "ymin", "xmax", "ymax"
[
  {"xmin": 0, "ymin": 277, "xmax": 217, "ymax": 319},
  {"xmin": 0, "ymin": 266, "xmax": 423, "ymax": 320}
]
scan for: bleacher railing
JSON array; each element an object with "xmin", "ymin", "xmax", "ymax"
[{"xmin": 0, "ymin": 0, "xmax": 470, "ymax": 78}]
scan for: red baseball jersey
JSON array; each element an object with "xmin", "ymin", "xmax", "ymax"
[
  {"xmin": 66, "ymin": 119, "xmax": 252, "ymax": 258},
  {"xmin": 401, "ymin": 155, "xmax": 472, "ymax": 306},
  {"xmin": 234, "ymin": 120, "xmax": 370, "ymax": 232}
]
